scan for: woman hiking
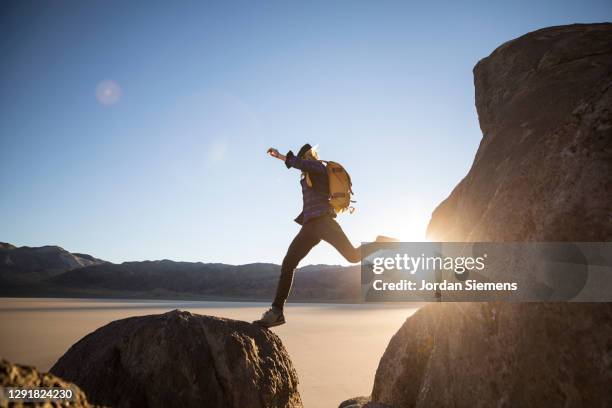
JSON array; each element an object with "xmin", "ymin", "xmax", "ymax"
[{"xmin": 255, "ymin": 143, "xmax": 397, "ymax": 328}]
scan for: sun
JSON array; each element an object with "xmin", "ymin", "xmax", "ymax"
[{"xmin": 372, "ymin": 209, "xmax": 431, "ymax": 242}]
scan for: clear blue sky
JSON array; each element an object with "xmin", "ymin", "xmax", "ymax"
[{"xmin": 1, "ymin": 1, "xmax": 610, "ymax": 265}]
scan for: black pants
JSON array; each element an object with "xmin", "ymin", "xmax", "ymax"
[{"xmin": 272, "ymin": 214, "xmax": 377, "ymax": 309}]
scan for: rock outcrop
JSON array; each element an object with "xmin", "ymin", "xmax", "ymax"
[
  {"xmin": 427, "ymin": 23, "xmax": 612, "ymax": 242},
  {"xmin": 342, "ymin": 23, "xmax": 612, "ymax": 408},
  {"xmin": 339, "ymin": 396, "xmax": 391, "ymax": 408},
  {"xmin": 371, "ymin": 302, "xmax": 612, "ymax": 407},
  {"xmin": 50, "ymin": 310, "xmax": 302, "ymax": 408},
  {"xmin": 0, "ymin": 359, "xmax": 95, "ymax": 407}
]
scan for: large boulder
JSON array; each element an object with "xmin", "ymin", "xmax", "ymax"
[
  {"xmin": 348, "ymin": 23, "xmax": 612, "ymax": 408},
  {"xmin": 50, "ymin": 310, "xmax": 302, "ymax": 408},
  {"xmin": 371, "ymin": 302, "xmax": 612, "ymax": 407},
  {"xmin": 427, "ymin": 23, "xmax": 612, "ymax": 242},
  {"xmin": 0, "ymin": 359, "xmax": 96, "ymax": 407}
]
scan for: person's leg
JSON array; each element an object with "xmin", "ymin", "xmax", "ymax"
[
  {"xmin": 271, "ymin": 224, "xmax": 321, "ymax": 310},
  {"xmin": 318, "ymin": 216, "xmax": 383, "ymax": 263}
]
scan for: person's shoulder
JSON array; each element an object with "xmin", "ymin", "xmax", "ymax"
[{"xmin": 313, "ymin": 160, "xmax": 327, "ymax": 170}]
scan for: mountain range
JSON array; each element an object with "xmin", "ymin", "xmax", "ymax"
[{"xmin": 0, "ymin": 242, "xmax": 361, "ymax": 302}]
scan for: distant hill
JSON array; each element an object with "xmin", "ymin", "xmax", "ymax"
[
  {"xmin": 0, "ymin": 242, "xmax": 107, "ymax": 275},
  {"xmin": 0, "ymin": 243, "xmax": 361, "ymax": 302},
  {"xmin": 0, "ymin": 242, "xmax": 108, "ymax": 294}
]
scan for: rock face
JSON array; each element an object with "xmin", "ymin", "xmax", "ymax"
[
  {"xmin": 51, "ymin": 310, "xmax": 302, "ymax": 408},
  {"xmin": 0, "ymin": 359, "xmax": 95, "ymax": 407},
  {"xmin": 339, "ymin": 396, "xmax": 391, "ymax": 408},
  {"xmin": 427, "ymin": 23, "xmax": 612, "ymax": 242},
  {"xmin": 371, "ymin": 303, "xmax": 612, "ymax": 407},
  {"xmin": 355, "ymin": 24, "xmax": 612, "ymax": 408}
]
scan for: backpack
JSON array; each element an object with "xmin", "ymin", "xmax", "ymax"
[{"xmin": 321, "ymin": 161, "xmax": 355, "ymax": 214}]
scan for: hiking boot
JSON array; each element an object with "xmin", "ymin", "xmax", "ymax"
[
  {"xmin": 254, "ymin": 306, "xmax": 286, "ymax": 328},
  {"xmin": 375, "ymin": 235, "xmax": 400, "ymax": 242}
]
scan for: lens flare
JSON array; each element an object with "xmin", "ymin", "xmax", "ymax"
[{"xmin": 95, "ymin": 80, "xmax": 122, "ymax": 106}]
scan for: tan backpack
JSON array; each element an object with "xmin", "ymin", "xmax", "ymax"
[{"xmin": 321, "ymin": 161, "xmax": 355, "ymax": 214}]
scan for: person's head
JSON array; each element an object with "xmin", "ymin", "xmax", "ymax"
[
  {"xmin": 297, "ymin": 143, "xmax": 319, "ymax": 161},
  {"xmin": 305, "ymin": 148, "xmax": 319, "ymax": 161}
]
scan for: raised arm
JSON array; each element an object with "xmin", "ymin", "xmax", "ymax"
[
  {"xmin": 285, "ymin": 151, "xmax": 326, "ymax": 173},
  {"xmin": 267, "ymin": 147, "xmax": 286, "ymax": 162},
  {"xmin": 267, "ymin": 147, "xmax": 325, "ymax": 173}
]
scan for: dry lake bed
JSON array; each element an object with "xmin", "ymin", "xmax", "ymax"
[{"xmin": 0, "ymin": 298, "xmax": 420, "ymax": 408}]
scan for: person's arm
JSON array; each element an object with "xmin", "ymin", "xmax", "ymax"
[
  {"xmin": 267, "ymin": 148, "xmax": 286, "ymax": 162},
  {"xmin": 267, "ymin": 147, "xmax": 325, "ymax": 173}
]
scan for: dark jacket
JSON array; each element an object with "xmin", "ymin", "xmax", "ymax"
[{"xmin": 285, "ymin": 150, "xmax": 334, "ymax": 225}]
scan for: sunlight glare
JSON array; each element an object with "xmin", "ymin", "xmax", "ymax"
[
  {"xmin": 375, "ymin": 210, "xmax": 430, "ymax": 242},
  {"xmin": 95, "ymin": 80, "xmax": 122, "ymax": 106}
]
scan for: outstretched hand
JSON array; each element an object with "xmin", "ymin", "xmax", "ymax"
[{"xmin": 267, "ymin": 147, "xmax": 286, "ymax": 161}]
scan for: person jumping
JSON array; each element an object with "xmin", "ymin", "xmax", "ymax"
[{"xmin": 254, "ymin": 143, "xmax": 397, "ymax": 328}]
